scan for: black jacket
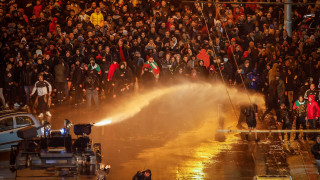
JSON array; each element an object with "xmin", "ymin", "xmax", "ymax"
[
  {"xmin": 132, "ymin": 170, "xmax": 151, "ymax": 180},
  {"xmin": 72, "ymin": 66, "xmax": 83, "ymax": 86},
  {"xmin": 22, "ymin": 67, "xmax": 34, "ymax": 86},
  {"xmin": 312, "ymin": 142, "xmax": 320, "ymax": 160},
  {"xmin": 278, "ymin": 108, "xmax": 292, "ymax": 124},
  {"xmin": 83, "ymin": 72, "xmax": 99, "ymax": 90}
]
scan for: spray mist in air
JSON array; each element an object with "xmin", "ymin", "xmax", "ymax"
[{"xmin": 93, "ymin": 83, "xmax": 265, "ymax": 127}]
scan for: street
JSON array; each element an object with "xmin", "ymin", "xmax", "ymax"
[{"xmin": 0, "ymin": 83, "xmax": 319, "ymax": 179}]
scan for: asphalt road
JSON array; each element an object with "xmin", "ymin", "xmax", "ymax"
[{"xmin": 0, "ymin": 83, "xmax": 319, "ymax": 179}]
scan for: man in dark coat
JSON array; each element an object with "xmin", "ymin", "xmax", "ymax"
[
  {"xmin": 83, "ymin": 69, "xmax": 99, "ymax": 108},
  {"xmin": 311, "ymin": 135, "xmax": 320, "ymax": 175},
  {"xmin": 132, "ymin": 169, "xmax": 151, "ymax": 180},
  {"xmin": 242, "ymin": 104, "xmax": 259, "ymax": 142},
  {"xmin": 54, "ymin": 59, "xmax": 67, "ymax": 104},
  {"xmin": 72, "ymin": 60, "xmax": 83, "ymax": 108},
  {"xmin": 277, "ymin": 104, "xmax": 292, "ymax": 144}
]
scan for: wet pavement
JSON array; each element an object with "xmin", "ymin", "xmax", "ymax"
[{"xmin": 0, "ymin": 83, "xmax": 319, "ymax": 179}]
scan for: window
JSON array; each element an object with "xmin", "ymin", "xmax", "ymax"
[
  {"xmin": 16, "ymin": 116, "xmax": 34, "ymax": 127},
  {"xmin": 0, "ymin": 117, "xmax": 14, "ymax": 132}
]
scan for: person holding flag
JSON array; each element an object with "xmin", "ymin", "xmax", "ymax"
[
  {"xmin": 144, "ymin": 56, "xmax": 160, "ymax": 82},
  {"xmin": 88, "ymin": 57, "xmax": 101, "ymax": 75}
]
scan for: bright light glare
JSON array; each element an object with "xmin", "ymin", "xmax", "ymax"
[{"xmin": 94, "ymin": 119, "xmax": 112, "ymax": 126}]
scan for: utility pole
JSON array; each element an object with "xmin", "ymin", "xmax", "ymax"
[{"xmin": 284, "ymin": 0, "xmax": 292, "ymax": 36}]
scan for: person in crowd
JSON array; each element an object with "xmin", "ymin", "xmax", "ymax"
[
  {"xmin": 144, "ymin": 57, "xmax": 160, "ymax": 82},
  {"xmin": 113, "ymin": 62, "xmax": 131, "ymax": 97},
  {"xmin": 293, "ymin": 95, "xmax": 307, "ymax": 140},
  {"xmin": 1, "ymin": 0, "xmax": 320, "ymax": 152},
  {"xmin": 54, "ymin": 59, "xmax": 67, "ymax": 104},
  {"xmin": 83, "ymin": 69, "xmax": 99, "ymax": 109},
  {"xmin": 278, "ymin": 104, "xmax": 292, "ymax": 144},
  {"xmin": 277, "ymin": 73, "xmax": 286, "ymax": 104},
  {"xmin": 30, "ymin": 74, "xmax": 52, "ymax": 118},
  {"xmin": 307, "ymin": 95, "xmax": 320, "ymax": 140},
  {"xmin": 132, "ymin": 169, "xmax": 152, "ymax": 180},
  {"xmin": 311, "ymin": 135, "xmax": 320, "ymax": 175},
  {"xmin": 72, "ymin": 60, "xmax": 83, "ymax": 108},
  {"xmin": 22, "ymin": 62, "xmax": 34, "ymax": 107},
  {"xmin": 0, "ymin": 68, "xmax": 5, "ymax": 108},
  {"xmin": 90, "ymin": 7, "xmax": 104, "ymax": 27},
  {"xmin": 140, "ymin": 64, "xmax": 155, "ymax": 91},
  {"xmin": 4, "ymin": 64, "xmax": 15, "ymax": 109},
  {"xmin": 242, "ymin": 104, "xmax": 259, "ymax": 142},
  {"xmin": 304, "ymin": 83, "xmax": 319, "ymax": 101},
  {"xmin": 88, "ymin": 57, "xmax": 101, "ymax": 75}
]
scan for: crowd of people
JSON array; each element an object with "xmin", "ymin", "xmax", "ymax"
[{"xmin": 1, "ymin": 0, "xmax": 320, "ymax": 140}]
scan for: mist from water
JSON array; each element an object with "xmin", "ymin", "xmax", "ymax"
[
  {"xmin": 94, "ymin": 82, "xmax": 265, "ymax": 127},
  {"xmin": 94, "ymin": 82, "xmax": 266, "ymax": 179}
]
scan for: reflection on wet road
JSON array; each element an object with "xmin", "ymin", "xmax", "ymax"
[
  {"xmin": 1, "ymin": 83, "xmax": 318, "ymax": 179},
  {"xmin": 50, "ymin": 83, "xmax": 264, "ymax": 179}
]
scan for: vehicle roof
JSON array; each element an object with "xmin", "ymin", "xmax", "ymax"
[{"xmin": 0, "ymin": 110, "xmax": 32, "ymax": 118}]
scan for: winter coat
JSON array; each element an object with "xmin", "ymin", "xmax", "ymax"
[
  {"xmin": 241, "ymin": 104, "xmax": 257, "ymax": 122},
  {"xmin": 196, "ymin": 49, "xmax": 210, "ymax": 68},
  {"xmin": 22, "ymin": 67, "xmax": 34, "ymax": 86},
  {"xmin": 277, "ymin": 79, "xmax": 285, "ymax": 100},
  {"xmin": 113, "ymin": 68, "xmax": 130, "ymax": 85},
  {"xmin": 90, "ymin": 10, "xmax": 104, "ymax": 27},
  {"xmin": 293, "ymin": 100, "xmax": 307, "ymax": 117},
  {"xmin": 100, "ymin": 61, "xmax": 111, "ymax": 81},
  {"xmin": 33, "ymin": 5, "xmax": 42, "ymax": 18},
  {"xmin": 49, "ymin": 17, "xmax": 57, "ymax": 33},
  {"xmin": 278, "ymin": 107, "xmax": 292, "ymax": 125},
  {"xmin": 140, "ymin": 71, "xmax": 155, "ymax": 88},
  {"xmin": 268, "ymin": 63, "xmax": 279, "ymax": 84},
  {"xmin": 312, "ymin": 142, "xmax": 320, "ymax": 160},
  {"xmin": 72, "ymin": 66, "xmax": 83, "ymax": 86},
  {"xmin": 4, "ymin": 70, "xmax": 14, "ymax": 89},
  {"xmin": 307, "ymin": 95, "xmax": 320, "ymax": 119},
  {"xmin": 247, "ymin": 71, "xmax": 259, "ymax": 89},
  {"xmin": 108, "ymin": 63, "xmax": 119, "ymax": 81},
  {"xmin": 83, "ymin": 72, "xmax": 99, "ymax": 90},
  {"xmin": 54, "ymin": 64, "xmax": 66, "ymax": 83}
]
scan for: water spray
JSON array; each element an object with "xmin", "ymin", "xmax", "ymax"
[
  {"xmin": 94, "ymin": 119, "xmax": 113, "ymax": 126},
  {"xmin": 92, "ymin": 83, "xmax": 265, "ymax": 127}
]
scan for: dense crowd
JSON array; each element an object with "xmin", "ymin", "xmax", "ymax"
[{"xmin": 1, "ymin": 0, "xmax": 320, "ymax": 137}]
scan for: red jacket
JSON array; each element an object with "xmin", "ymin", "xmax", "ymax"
[
  {"xmin": 307, "ymin": 95, "xmax": 320, "ymax": 119},
  {"xmin": 33, "ymin": 5, "xmax": 42, "ymax": 18},
  {"xmin": 49, "ymin": 17, "xmax": 57, "ymax": 33},
  {"xmin": 108, "ymin": 63, "xmax": 119, "ymax": 81}
]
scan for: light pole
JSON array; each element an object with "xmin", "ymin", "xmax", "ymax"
[{"xmin": 284, "ymin": 0, "xmax": 292, "ymax": 36}]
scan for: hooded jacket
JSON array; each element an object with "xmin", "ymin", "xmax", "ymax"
[
  {"xmin": 307, "ymin": 95, "xmax": 320, "ymax": 119},
  {"xmin": 196, "ymin": 49, "xmax": 210, "ymax": 68},
  {"xmin": 49, "ymin": 17, "xmax": 58, "ymax": 33},
  {"xmin": 108, "ymin": 63, "xmax": 119, "ymax": 81}
]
